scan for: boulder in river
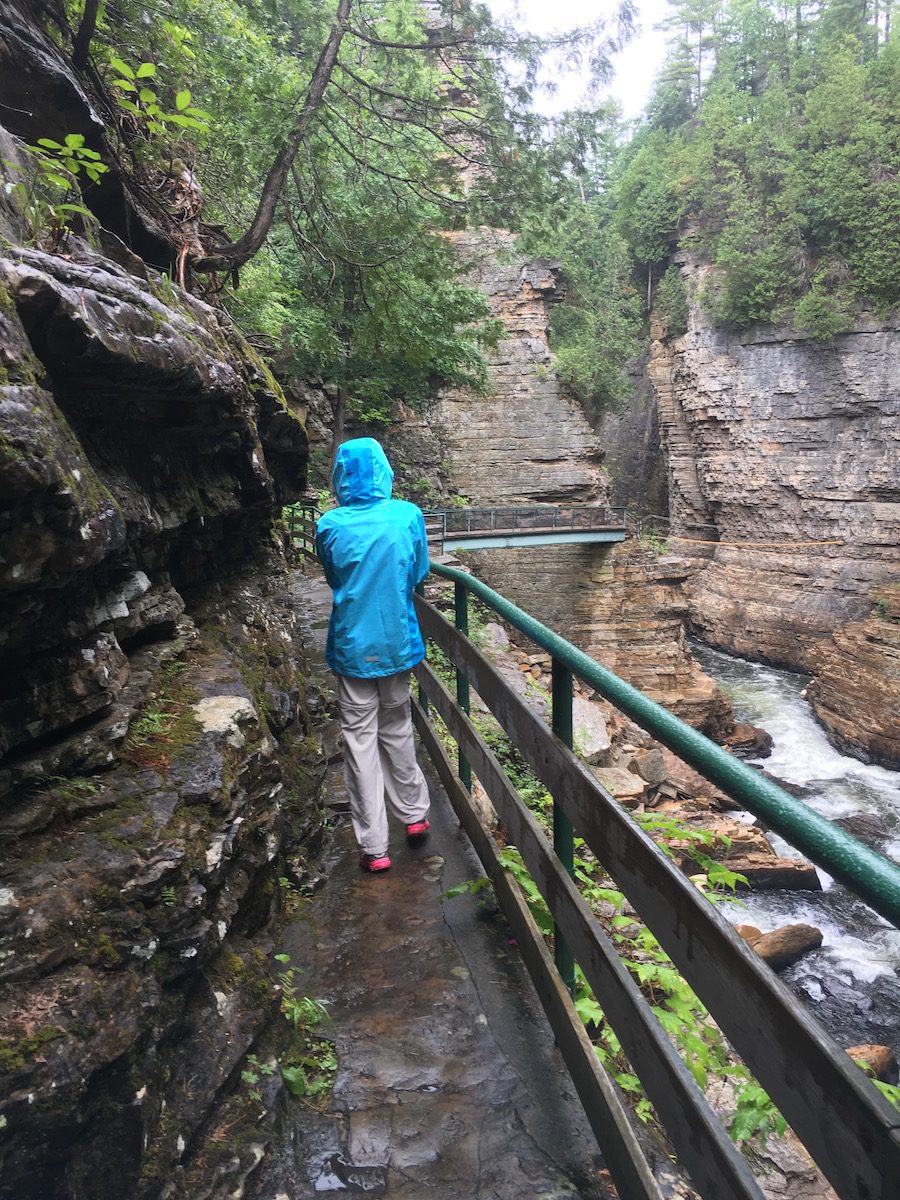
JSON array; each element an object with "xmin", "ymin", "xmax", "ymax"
[
  {"xmin": 722, "ymin": 721, "xmax": 774, "ymax": 760},
  {"xmin": 833, "ymin": 813, "xmax": 890, "ymax": 849},
  {"xmin": 845, "ymin": 1044, "xmax": 899, "ymax": 1084},
  {"xmin": 723, "ymin": 851, "xmax": 822, "ymax": 891},
  {"xmin": 735, "ymin": 924, "xmax": 763, "ymax": 945},
  {"xmin": 752, "ymin": 923, "xmax": 824, "ymax": 969}
]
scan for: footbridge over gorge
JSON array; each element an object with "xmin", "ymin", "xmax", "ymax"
[{"xmin": 423, "ymin": 505, "xmax": 628, "ymax": 552}]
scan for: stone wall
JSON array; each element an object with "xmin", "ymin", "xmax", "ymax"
[{"xmin": 435, "ymin": 228, "xmax": 606, "ymax": 506}]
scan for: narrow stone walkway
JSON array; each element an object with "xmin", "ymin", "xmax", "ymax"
[{"xmin": 259, "ymin": 574, "xmax": 613, "ymax": 1198}]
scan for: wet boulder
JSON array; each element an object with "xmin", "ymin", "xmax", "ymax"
[
  {"xmin": 735, "ymin": 924, "xmax": 763, "ymax": 946},
  {"xmin": 846, "ymin": 1044, "xmax": 899, "ymax": 1084},
  {"xmin": 722, "ymin": 851, "xmax": 822, "ymax": 891},
  {"xmin": 752, "ymin": 923, "xmax": 823, "ymax": 969},
  {"xmin": 628, "ymin": 747, "xmax": 666, "ymax": 785},
  {"xmin": 722, "ymin": 721, "xmax": 774, "ymax": 760}
]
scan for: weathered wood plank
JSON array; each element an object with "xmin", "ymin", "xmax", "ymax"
[
  {"xmin": 412, "ymin": 692, "xmax": 665, "ymax": 1200},
  {"xmin": 415, "ymin": 597, "xmax": 900, "ymax": 1200},
  {"xmin": 414, "ymin": 665, "xmax": 764, "ymax": 1200}
]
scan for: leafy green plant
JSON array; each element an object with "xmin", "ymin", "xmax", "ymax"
[
  {"xmin": 272, "ymin": 955, "xmax": 336, "ymax": 1102},
  {"xmin": 27, "ymin": 133, "xmax": 107, "ymax": 188},
  {"xmin": 730, "ymin": 1081, "xmax": 788, "ymax": 1147},
  {"xmin": 873, "ymin": 1079, "xmax": 900, "ymax": 1109},
  {"xmin": 241, "ymin": 1052, "xmax": 275, "ymax": 1102},
  {"xmin": 109, "ymin": 56, "xmax": 210, "ymax": 136},
  {"xmin": 273, "ymin": 956, "xmax": 326, "ymax": 1031},
  {"xmin": 4, "ymin": 133, "xmax": 107, "ymax": 242},
  {"xmin": 125, "ymin": 703, "xmax": 178, "ymax": 749},
  {"xmin": 656, "ymin": 265, "xmax": 690, "ymax": 338},
  {"xmin": 277, "ymin": 875, "xmax": 309, "ymax": 916},
  {"xmin": 638, "ymin": 529, "xmax": 669, "ymax": 556}
]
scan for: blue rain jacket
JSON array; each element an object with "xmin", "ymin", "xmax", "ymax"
[{"xmin": 316, "ymin": 438, "xmax": 429, "ymax": 679}]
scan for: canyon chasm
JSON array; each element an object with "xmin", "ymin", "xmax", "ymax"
[{"xmin": 1, "ymin": 13, "xmax": 899, "ymax": 1195}]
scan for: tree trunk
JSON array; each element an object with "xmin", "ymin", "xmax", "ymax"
[
  {"xmin": 72, "ymin": 0, "xmax": 101, "ymax": 72},
  {"xmin": 329, "ymin": 385, "xmax": 348, "ymax": 475},
  {"xmin": 192, "ymin": 0, "xmax": 352, "ymax": 272},
  {"xmin": 328, "ymin": 289, "xmax": 355, "ymax": 474}
]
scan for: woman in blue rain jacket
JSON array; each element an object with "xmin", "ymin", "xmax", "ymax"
[
  {"xmin": 315, "ymin": 438, "xmax": 431, "ymax": 872},
  {"xmin": 315, "ymin": 438, "xmax": 429, "ymax": 676}
]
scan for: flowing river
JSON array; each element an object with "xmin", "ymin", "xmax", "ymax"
[{"xmin": 691, "ymin": 642, "xmax": 900, "ymax": 1056}]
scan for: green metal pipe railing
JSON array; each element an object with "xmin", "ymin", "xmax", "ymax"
[
  {"xmin": 551, "ymin": 659, "xmax": 576, "ymax": 994},
  {"xmin": 454, "ymin": 580, "xmax": 472, "ymax": 792},
  {"xmin": 430, "ymin": 562, "xmax": 900, "ymax": 931}
]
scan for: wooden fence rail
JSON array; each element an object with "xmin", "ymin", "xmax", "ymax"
[{"xmin": 414, "ymin": 592, "xmax": 900, "ymax": 1200}]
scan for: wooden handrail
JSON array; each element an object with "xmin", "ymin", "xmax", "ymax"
[{"xmin": 414, "ymin": 593, "xmax": 900, "ymax": 1200}]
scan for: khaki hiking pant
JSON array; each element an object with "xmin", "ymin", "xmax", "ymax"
[{"xmin": 336, "ymin": 670, "xmax": 430, "ymax": 857}]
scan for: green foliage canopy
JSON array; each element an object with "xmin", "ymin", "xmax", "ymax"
[{"xmin": 614, "ymin": 0, "xmax": 900, "ymax": 331}]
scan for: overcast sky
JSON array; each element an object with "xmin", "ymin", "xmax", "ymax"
[{"xmin": 486, "ymin": 0, "xmax": 673, "ymax": 122}]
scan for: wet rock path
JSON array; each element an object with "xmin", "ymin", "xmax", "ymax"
[{"xmin": 263, "ymin": 574, "xmax": 611, "ymax": 1198}]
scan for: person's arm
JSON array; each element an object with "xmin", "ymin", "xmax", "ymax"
[
  {"xmin": 412, "ymin": 508, "xmax": 429, "ymax": 587},
  {"xmin": 316, "ymin": 527, "xmax": 339, "ymax": 590}
]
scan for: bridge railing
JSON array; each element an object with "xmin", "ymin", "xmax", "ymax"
[
  {"xmin": 283, "ymin": 503, "xmax": 320, "ymax": 560},
  {"xmin": 424, "ymin": 504, "xmax": 627, "ymax": 541},
  {"xmin": 413, "ymin": 563, "xmax": 900, "ymax": 1200}
]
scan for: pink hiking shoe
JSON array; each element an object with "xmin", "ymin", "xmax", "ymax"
[
  {"xmin": 359, "ymin": 852, "xmax": 392, "ymax": 873},
  {"xmin": 405, "ymin": 818, "xmax": 430, "ymax": 846}
]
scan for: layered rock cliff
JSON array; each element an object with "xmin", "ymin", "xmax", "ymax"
[
  {"xmin": 807, "ymin": 583, "xmax": 900, "ymax": 769},
  {"xmin": 648, "ymin": 246, "xmax": 900, "ymax": 672},
  {"xmin": 0, "ymin": 134, "xmax": 328, "ymax": 1197},
  {"xmin": 424, "ymin": 228, "xmax": 730, "ymax": 734},
  {"xmin": 641, "ymin": 245, "xmax": 900, "ymax": 764}
]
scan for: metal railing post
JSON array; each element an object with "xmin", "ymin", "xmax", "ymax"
[
  {"xmin": 552, "ymin": 657, "xmax": 576, "ymax": 996},
  {"xmin": 454, "ymin": 580, "xmax": 472, "ymax": 791},
  {"xmin": 416, "ymin": 581, "xmax": 429, "ymax": 719}
]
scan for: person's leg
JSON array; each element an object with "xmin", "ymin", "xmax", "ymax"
[
  {"xmin": 376, "ymin": 671, "xmax": 430, "ymax": 830},
  {"xmin": 336, "ymin": 674, "xmax": 390, "ymax": 859}
]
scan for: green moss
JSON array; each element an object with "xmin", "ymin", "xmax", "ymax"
[
  {"xmin": 208, "ymin": 946, "xmax": 245, "ymax": 990},
  {"xmin": 122, "ymin": 661, "xmax": 201, "ymax": 771},
  {"xmin": 93, "ymin": 882, "xmax": 119, "ymax": 907},
  {"xmin": 93, "ymin": 930, "xmax": 124, "ymax": 967},
  {"xmin": 85, "ymin": 793, "xmax": 143, "ymax": 835},
  {"xmin": 246, "ymin": 947, "xmax": 274, "ymax": 1004},
  {"xmin": 0, "ymin": 1026, "xmax": 65, "ymax": 1074}
]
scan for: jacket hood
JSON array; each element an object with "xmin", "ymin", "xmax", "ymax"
[{"xmin": 332, "ymin": 437, "xmax": 394, "ymax": 506}]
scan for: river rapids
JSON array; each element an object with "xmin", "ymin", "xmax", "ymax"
[{"xmin": 692, "ymin": 642, "xmax": 900, "ymax": 1057}]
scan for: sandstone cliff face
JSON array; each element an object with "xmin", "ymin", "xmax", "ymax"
[
  {"xmin": 0, "ymin": 142, "xmax": 327, "ymax": 1196},
  {"xmin": 436, "ymin": 228, "xmax": 606, "ymax": 505},
  {"xmin": 429, "ymin": 229, "xmax": 730, "ymax": 733},
  {"xmin": 648, "ymin": 250, "xmax": 900, "ymax": 672},
  {"xmin": 807, "ymin": 583, "xmax": 900, "ymax": 769}
]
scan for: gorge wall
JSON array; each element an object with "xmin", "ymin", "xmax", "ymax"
[
  {"xmin": 0, "ymin": 131, "xmax": 329, "ymax": 1197},
  {"xmin": 421, "ymin": 228, "xmax": 730, "ymax": 734},
  {"xmin": 643, "ymin": 244, "xmax": 900, "ymax": 763}
]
